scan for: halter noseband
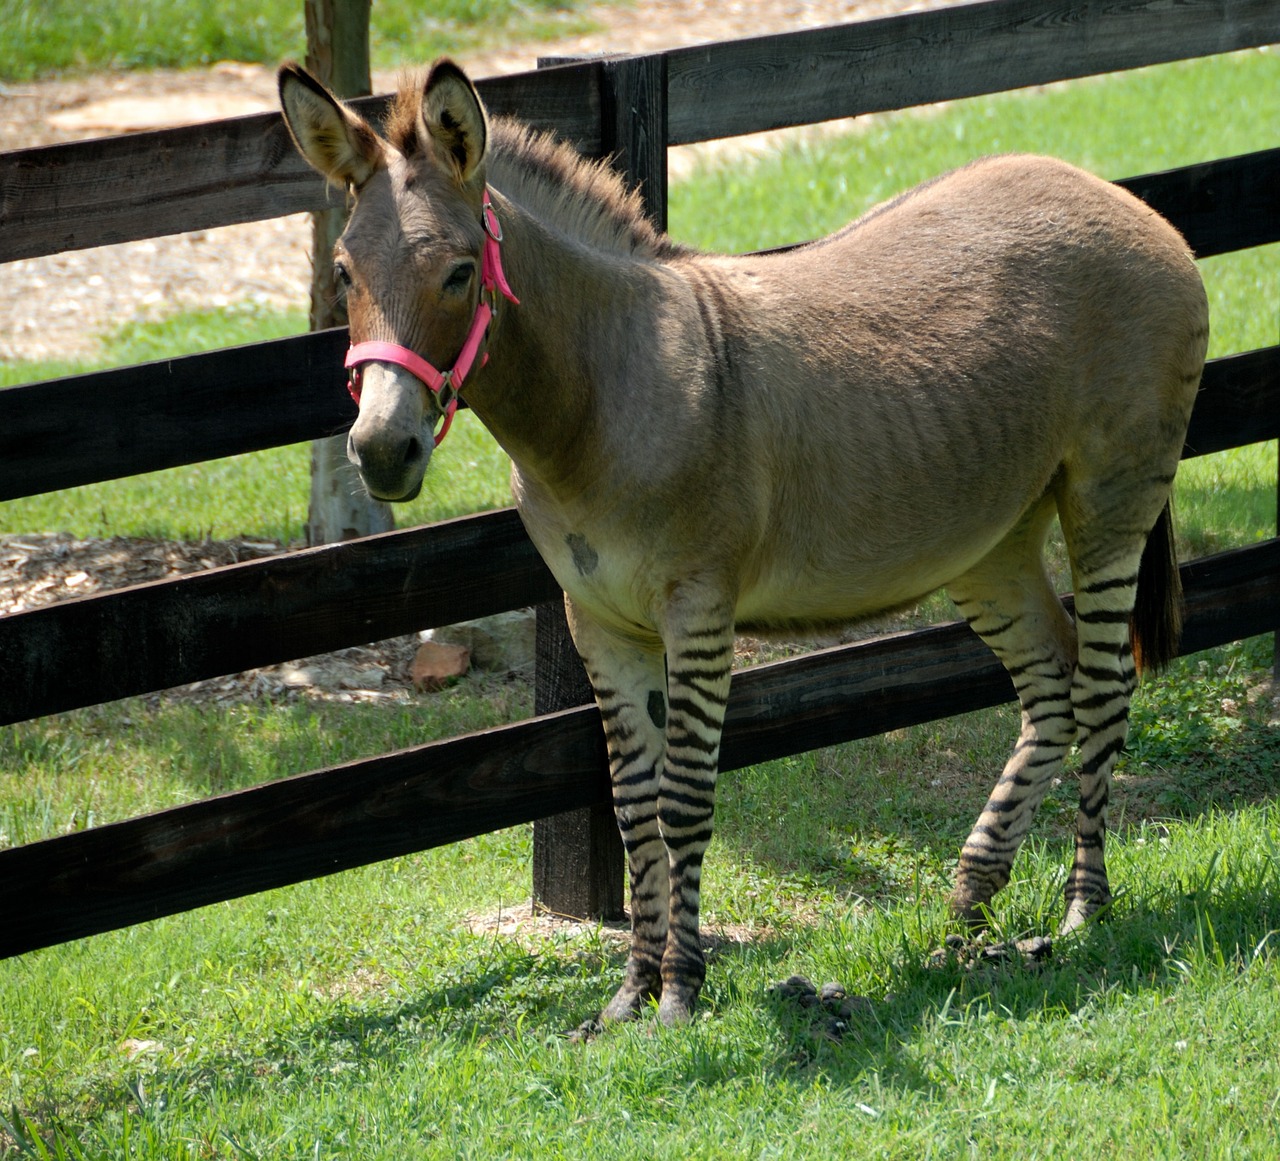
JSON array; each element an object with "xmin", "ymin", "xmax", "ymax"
[{"xmin": 343, "ymin": 188, "xmax": 519, "ymax": 446}]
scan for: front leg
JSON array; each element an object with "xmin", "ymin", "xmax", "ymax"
[
  {"xmin": 653, "ymin": 606, "xmax": 735, "ymax": 1025},
  {"xmin": 567, "ymin": 596, "xmax": 735, "ymax": 1026},
  {"xmin": 565, "ymin": 599, "xmax": 671, "ymax": 1025}
]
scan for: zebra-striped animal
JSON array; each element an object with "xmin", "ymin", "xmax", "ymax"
[{"xmin": 278, "ymin": 58, "xmax": 1208, "ymax": 1026}]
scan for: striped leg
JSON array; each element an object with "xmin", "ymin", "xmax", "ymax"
[
  {"xmin": 566, "ymin": 600, "xmax": 670, "ymax": 1024},
  {"xmin": 566, "ymin": 597, "xmax": 735, "ymax": 1025},
  {"xmin": 1057, "ymin": 469, "xmax": 1181, "ymax": 931},
  {"xmin": 654, "ymin": 607, "xmax": 734, "ymax": 1025},
  {"xmin": 1060, "ymin": 559, "xmax": 1141, "ymax": 931},
  {"xmin": 947, "ymin": 498, "xmax": 1079, "ymax": 923}
]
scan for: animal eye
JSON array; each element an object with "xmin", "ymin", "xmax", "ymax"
[
  {"xmin": 443, "ymin": 262, "xmax": 475, "ymax": 295},
  {"xmin": 333, "ymin": 261, "xmax": 353, "ymax": 290}
]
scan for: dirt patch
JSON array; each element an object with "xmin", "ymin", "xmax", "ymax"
[
  {"xmin": 466, "ymin": 898, "xmax": 780, "ymax": 959},
  {"xmin": 0, "ymin": 532, "xmax": 284, "ymax": 614}
]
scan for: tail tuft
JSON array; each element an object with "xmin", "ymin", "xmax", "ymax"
[{"xmin": 1131, "ymin": 501, "xmax": 1183, "ymax": 676}]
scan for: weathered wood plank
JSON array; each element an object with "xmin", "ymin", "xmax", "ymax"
[
  {"xmin": 0, "ymin": 328, "xmax": 353, "ymax": 502},
  {"xmin": 532, "ymin": 597, "xmax": 624, "ymax": 919},
  {"xmin": 3, "ymin": 536, "xmax": 1275, "ymax": 959},
  {"xmin": 1119, "ymin": 148, "xmax": 1280, "ymax": 260},
  {"xmin": 0, "ymin": 705, "xmax": 611, "ymax": 957},
  {"xmin": 7, "ymin": 1, "xmax": 1280, "ymax": 261},
  {"xmin": 1, "ymin": 340, "xmax": 1274, "ymax": 725},
  {"xmin": 723, "ymin": 539, "xmax": 1280, "ymax": 771},
  {"xmin": 0, "ymin": 109, "xmax": 310, "ymax": 263},
  {"xmin": 666, "ymin": 0, "xmax": 1280, "ymax": 145},
  {"xmin": 2, "ymin": 326, "xmax": 1273, "ymax": 502},
  {"xmin": 0, "ymin": 66, "xmax": 602, "ymax": 263},
  {"xmin": 0, "ymin": 508, "xmax": 560, "ymax": 727},
  {"xmin": 601, "ymin": 53, "xmax": 669, "ymax": 233},
  {"xmin": 1184, "ymin": 348, "xmax": 1280, "ymax": 460}
]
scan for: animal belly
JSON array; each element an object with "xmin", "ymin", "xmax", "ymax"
[
  {"xmin": 734, "ymin": 572, "xmax": 934, "ymax": 632},
  {"xmin": 733, "ymin": 531, "xmax": 1005, "ymax": 633}
]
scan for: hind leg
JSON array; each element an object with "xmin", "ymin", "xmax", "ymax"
[
  {"xmin": 1058, "ymin": 570, "xmax": 1140, "ymax": 931},
  {"xmin": 947, "ymin": 497, "xmax": 1078, "ymax": 923},
  {"xmin": 1056, "ymin": 497, "xmax": 1158, "ymax": 930}
]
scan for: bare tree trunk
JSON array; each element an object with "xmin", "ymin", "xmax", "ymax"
[{"xmin": 303, "ymin": 0, "xmax": 393, "ymax": 545}]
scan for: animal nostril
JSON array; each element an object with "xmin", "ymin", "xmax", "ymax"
[{"xmin": 403, "ymin": 436, "xmax": 423, "ymax": 465}]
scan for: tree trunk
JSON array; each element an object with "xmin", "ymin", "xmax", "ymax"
[{"xmin": 303, "ymin": 0, "xmax": 393, "ymax": 545}]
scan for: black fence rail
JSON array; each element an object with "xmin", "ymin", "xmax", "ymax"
[
  {"xmin": 1, "ymin": 148, "xmax": 1277, "ymax": 505},
  {"xmin": 4, "ymin": 0, "xmax": 1279, "ymax": 260}
]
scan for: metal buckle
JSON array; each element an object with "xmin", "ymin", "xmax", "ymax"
[
  {"xmin": 482, "ymin": 202, "xmax": 503, "ymax": 244},
  {"xmin": 435, "ymin": 371, "xmax": 457, "ymax": 413}
]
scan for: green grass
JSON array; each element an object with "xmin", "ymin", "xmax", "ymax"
[
  {"xmin": 0, "ymin": 0, "xmax": 619, "ymax": 82},
  {"xmin": 2, "ymin": 47, "xmax": 1280, "ymax": 1160},
  {"xmin": 2, "ymin": 643, "xmax": 1278, "ymax": 1157},
  {"xmin": 671, "ymin": 51, "xmax": 1280, "ymax": 260},
  {"xmin": 0, "ymin": 404, "xmax": 513, "ymax": 544}
]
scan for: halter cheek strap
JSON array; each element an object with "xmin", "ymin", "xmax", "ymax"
[{"xmin": 343, "ymin": 188, "xmax": 519, "ymax": 447}]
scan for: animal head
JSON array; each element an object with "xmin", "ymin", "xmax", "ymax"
[{"xmin": 278, "ymin": 59, "xmax": 494, "ymax": 501}]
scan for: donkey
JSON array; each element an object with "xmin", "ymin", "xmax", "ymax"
[{"xmin": 278, "ymin": 58, "xmax": 1208, "ymax": 1026}]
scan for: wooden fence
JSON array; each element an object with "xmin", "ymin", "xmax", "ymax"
[{"xmin": 1, "ymin": 0, "xmax": 1278, "ymax": 958}]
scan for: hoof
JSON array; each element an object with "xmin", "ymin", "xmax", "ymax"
[
  {"xmin": 598, "ymin": 956, "xmax": 663, "ymax": 1026},
  {"xmin": 656, "ymin": 983, "xmax": 700, "ymax": 1027},
  {"xmin": 1060, "ymin": 893, "xmax": 1111, "ymax": 934},
  {"xmin": 599, "ymin": 980, "xmax": 658, "ymax": 1026},
  {"xmin": 948, "ymin": 887, "xmax": 996, "ymax": 930}
]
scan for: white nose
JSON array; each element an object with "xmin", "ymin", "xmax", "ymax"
[{"xmin": 346, "ymin": 363, "xmax": 433, "ymax": 501}]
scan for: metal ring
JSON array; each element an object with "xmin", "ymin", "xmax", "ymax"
[{"xmin": 482, "ymin": 191, "xmax": 504, "ymax": 243}]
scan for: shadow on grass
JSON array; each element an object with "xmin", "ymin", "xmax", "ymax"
[
  {"xmin": 756, "ymin": 848, "xmax": 1280, "ymax": 1091},
  {"xmin": 33, "ymin": 843, "xmax": 1276, "ymax": 1149}
]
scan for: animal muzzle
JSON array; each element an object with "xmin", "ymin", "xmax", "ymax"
[{"xmin": 345, "ymin": 362, "xmax": 435, "ymax": 502}]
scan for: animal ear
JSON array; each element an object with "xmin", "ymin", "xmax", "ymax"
[
  {"xmin": 419, "ymin": 58, "xmax": 488, "ymax": 184},
  {"xmin": 278, "ymin": 61, "xmax": 384, "ymax": 190}
]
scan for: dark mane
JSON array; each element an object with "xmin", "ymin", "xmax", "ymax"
[{"xmin": 384, "ymin": 73, "xmax": 683, "ymax": 261}]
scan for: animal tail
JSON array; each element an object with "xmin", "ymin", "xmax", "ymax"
[{"xmin": 1131, "ymin": 500, "xmax": 1183, "ymax": 676}]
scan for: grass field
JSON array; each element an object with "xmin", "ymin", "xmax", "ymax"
[
  {"xmin": 1, "ymin": 38, "xmax": 1279, "ymax": 1161},
  {"xmin": 0, "ymin": 0, "xmax": 618, "ymax": 82}
]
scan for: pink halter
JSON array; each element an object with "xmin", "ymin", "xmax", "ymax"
[{"xmin": 344, "ymin": 188, "xmax": 519, "ymax": 445}]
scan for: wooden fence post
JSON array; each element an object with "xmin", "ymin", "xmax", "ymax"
[
  {"xmin": 530, "ymin": 53, "xmax": 669, "ymax": 920},
  {"xmin": 303, "ymin": 0, "xmax": 394, "ymax": 545},
  {"xmin": 531, "ymin": 598, "xmax": 624, "ymax": 918}
]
